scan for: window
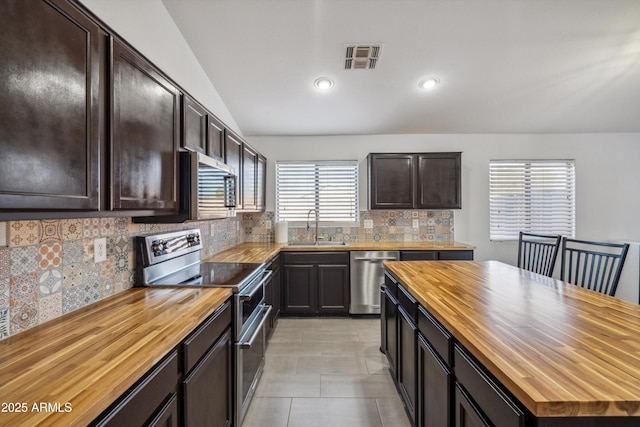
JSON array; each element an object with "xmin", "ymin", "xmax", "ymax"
[
  {"xmin": 276, "ymin": 161, "xmax": 359, "ymax": 223},
  {"xmin": 489, "ymin": 160, "xmax": 575, "ymax": 241}
]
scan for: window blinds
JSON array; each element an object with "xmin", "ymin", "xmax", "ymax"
[
  {"xmin": 276, "ymin": 161, "xmax": 359, "ymax": 222},
  {"xmin": 489, "ymin": 160, "xmax": 575, "ymax": 241}
]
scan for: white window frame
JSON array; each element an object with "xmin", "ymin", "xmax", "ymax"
[
  {"xmin": 489, "ymin": 159, "xmax": 576, "ymax": 241},
  {"xmin": 276, "ymin": 160, "xmax": 359, "ymax": 225}
]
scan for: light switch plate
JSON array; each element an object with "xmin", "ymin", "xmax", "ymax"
[
  {"xmin": 364, "ymin": 219, "xmax": 373, "ymax": 229},
  {"xmin": 94, "ymin": 238, "xmax": 107, "ymax": 263},
  {"xmin": 0, "ymin": 222, "xmax": 7, "ymax": 247},
  {"xmin": 413, "ymin": 219, "xmax": 419, "ymax": 229},
  {"xmin": 265, "ymin": 220, "xmax": 272, "ymax": 229}
]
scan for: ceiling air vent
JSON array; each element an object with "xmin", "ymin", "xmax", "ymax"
[{"xmin": 344, "ymin": 44, "xmax": 382, "ymax": 70}]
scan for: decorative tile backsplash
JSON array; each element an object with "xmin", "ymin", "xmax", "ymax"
[
  {"xmin": 243, "ymin": 210, "xmax": 454, "ymax": 243},
  {"xmin": 0, "ymin": 216, "xmax": 243, "ymax": 340},
  {"xmin": 0, "ymin": 208, "xmax": 452, "ymax": 340}
]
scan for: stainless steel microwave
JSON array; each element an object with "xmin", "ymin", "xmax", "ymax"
[
  {"xmin": 182, "ymin": 151, "xmax": 236, "ymax": 220},
  {"xmin": 133, "ymin": 151, "xmax": 236, "ymax": 223}
]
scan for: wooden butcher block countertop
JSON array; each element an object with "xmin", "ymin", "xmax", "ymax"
[
  {"xmin": 203, "ymin": 241, "xmax": 475, "ymax": 263},
  {"xmin": 0, "ymin": 287, "xmax": 232, "ymax": 427},
  {"xmin": 384, "ymin": 260, "xmax": 640, "ymax": 418}
]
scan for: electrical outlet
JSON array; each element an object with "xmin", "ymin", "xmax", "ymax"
[
  {"xmin": 413, "ymin": 219, "xmax": 419, "ymax": 229},
  {"xmin": 0, "ymin": 222, "xmax": 7, "ymax": 247},
  {"xmin": 265, "ymin": 220, "xmax": 272, "ymax": 229},
  {"xmin": 94, "ymin": 237, "xmax": 107, "ymax": 263},
  {"xmin": 364, "ymin": 219, "xmax": 373, "ymax": 229}
]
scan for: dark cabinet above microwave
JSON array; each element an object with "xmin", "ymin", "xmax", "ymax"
[{"xmin": 368, "ymin": 152, "xmax": 461, "ymax": 210}]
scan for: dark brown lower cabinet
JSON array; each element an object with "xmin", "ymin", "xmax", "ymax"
[
  {"xmin": 400, "ymin": 250, "xmax": 474, "ymax": 261},
  {"xmin": 92, "ymin": 351, "xmax": 180, "ymax": 427},
  {"xmin": 148, "ymin": 394, "xmax": 179, "ymax": 427},
  {"xmin": 382, "ymin": 287, "xmax": 398, "ymax": 378},
  {"xmin": 183, "ymin": 328, "xmax": 232, "ymax": 427},
  {"xmin": 455, "ymin": 384, "xmax": 489, "ymax": 427},
  {"xmin": 265, "ymin": 255, "xmax": 282, "ymax": 341},
  {"xmin": 282, "ymin": 252, "xmax": 349, "ymax": 315},
  {"xmin": 418, "ymin": 333, "xmax": 452, "ymax": 427},
  {"xmin": 398, "ymin": 306, "xmax": 418, "ymax": 424}
]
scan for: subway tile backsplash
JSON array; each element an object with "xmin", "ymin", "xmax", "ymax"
[{"xmin": 0, "ymin": 209, "xmax": 452, "ymax": 340}]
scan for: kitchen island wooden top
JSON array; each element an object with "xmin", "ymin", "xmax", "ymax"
[
  {"xmin": 0, "ymin": 287, "xmax": 231, "ymax": 427},
  {"xmin": 384, "ymin": 260, "xmax": 640, "ymax": 418},
  {"xmin": 203, "ymin": 240, "xmax": 475, "ymax": 263}
]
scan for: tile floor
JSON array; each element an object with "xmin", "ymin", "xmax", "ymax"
[{"xmin": 242, "ymin": 317, "xmax": 411, "ymax": 427}]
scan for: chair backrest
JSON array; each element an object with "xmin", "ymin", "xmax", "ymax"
[
  {"xmin": 517, "ymin": 232, "xmax": 562, "ymax": 277},
  {"xmin": 560, "ymin": 238, "xmax": 630, "ymax": 296}
]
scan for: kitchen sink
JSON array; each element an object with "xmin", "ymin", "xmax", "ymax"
[{"xmin": 286, "ymin": 241, "xmax": 349, "ymax": 247}]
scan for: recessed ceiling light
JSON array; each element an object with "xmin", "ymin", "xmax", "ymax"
[
  {"xmin": 314, "ymin": 77, "xmax": 334, "ymax": 90},
  {"xmin": 418, "ymin": 77, "xmax": 440, "ymax": 90}
]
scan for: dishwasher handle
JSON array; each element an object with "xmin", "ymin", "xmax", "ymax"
[{"xmin": 353, "ymin": 257, "xmax": 399, "ymax": 261}]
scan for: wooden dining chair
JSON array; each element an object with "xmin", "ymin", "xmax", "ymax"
[
  {"xmin": 560, "ymin": 238, "xmax": 629, "ymax": 296},
  {"xmin": 517, "ymin": 232, "xmax": 562, "ymax": 277}
]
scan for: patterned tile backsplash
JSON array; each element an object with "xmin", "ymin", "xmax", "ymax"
[
  {"xmin": 0, "ymin": 209, "xmax": 452, "ymax": 340},
  {"xmin": 0, "ymin": 216, "xmax": 243, "ymax": 340},
  {"xmin": 243, "ymin": 210, "xmax": 454, "ymax": 243}
]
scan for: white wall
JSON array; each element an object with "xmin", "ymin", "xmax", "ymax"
[
  {"xmin": 247, "ymin": 133, "xmax": 640, "ymax": 268},
  {"xmin": 79, "ymin": 0, "xmax": 242, "ymax": 135}
]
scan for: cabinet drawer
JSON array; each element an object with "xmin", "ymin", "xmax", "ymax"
[
  {"xmin": 398, "ymin": 284, "xmax": 418, "ymax": 324},
  {"xmin": 454, "ymin": 344, "xmax": 525, "ymax": 427},
  {"xmin": 400, "ymin": 251, "xmax": 438, "ymax": 261},
  {"xmin": 384, "ymin": 272, "xmax": 398, "ymax": 298},
  {"xmin": 283, "ymin": 251, "xmax": 349, "ymax": 265},
  {"xmin": 95, "ymin": 350, "xmax": 179, "ymax": 427},
  {"xmin": 439, "ymin": 250, "xmax": 474, "ymax": 261},
  {"xmin": 183, "ymin": 300, "xmax": 231, "ymax": 373},
  {"xmin": 419, "ymin": 305, "xmax": 453, "ymax": 366}
]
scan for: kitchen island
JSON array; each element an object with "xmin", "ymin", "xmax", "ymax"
[{"xmin": 383, "ymin": 260, "xmax": 640, "ymax": 426}]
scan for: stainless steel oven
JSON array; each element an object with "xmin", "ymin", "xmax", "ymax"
[{"xmin": 136, "ymin": 228, "xmax": 272, "ymax": 427}]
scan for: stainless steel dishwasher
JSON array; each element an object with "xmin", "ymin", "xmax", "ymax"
[{"xmin": 350, "ymin": 251, "xmax": 400, "ymax": 314}]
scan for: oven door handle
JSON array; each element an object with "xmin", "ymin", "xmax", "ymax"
[
  {"xmin": 237, "ymin": 305, "xmax": 272, "ymax": 349},
  {"xmin": 239, "ymin": 270, "xmax": 273, "ymax": 301}
]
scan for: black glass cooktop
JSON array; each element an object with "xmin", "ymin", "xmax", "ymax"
[{"xmin": 151, "ymin": 262, "xmax": 265, "ymax": 288}]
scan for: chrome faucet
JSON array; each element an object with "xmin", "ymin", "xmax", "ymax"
[{"xmin": 307, "ymin": 209, "xmax": 319, "ymax": 242}]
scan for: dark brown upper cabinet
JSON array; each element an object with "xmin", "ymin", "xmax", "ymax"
[
  {"xmin": 111, "ymin": 38, "xmax": 180, "ymax": 213},
  {"xmin": 416, "ymin": 153, "xmax": 461, "ymax": 209},
  {"xmin": 242, "ymin": 143, "xmax": 258, "ymax": 211},
  {"xmin": 256, "ymin": 154, "xmax": 267, "ymax": 212},
  {"xmin": 224, "ymin": 129, "xmax": 243, "ymax": 210},
  {"xmin": 207, "ymin": 114, "xmax": 225, "ymax": 162},
  {"xmin": 182, "ymin": 94, "xmax": 207, "ymax": 154},
  {"xmin": 368, "ymin": 152, "xmax": 461, "ymax": 210},
  {"xmin": 0, "ymin": 0, "xmax": 104, "ymax": 213}
]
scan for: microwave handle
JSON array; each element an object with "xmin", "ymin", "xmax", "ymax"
[{"xmin": 224, "ymin": 175, "xmax": 237, "ymax": 208}]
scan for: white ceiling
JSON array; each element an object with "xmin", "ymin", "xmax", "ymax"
[{"xmin": 162, "ymin": 0, "xmax": 640, "ymax": 136}]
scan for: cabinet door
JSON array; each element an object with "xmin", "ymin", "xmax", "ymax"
[
  {"xmin": 384, "ymin": 290, "xmax": 399, "ymax": 378},
  {"xmin": 398, "ymin": 307, "xmax": 418, "ymax": 424},
  {"xmin": 317, "ymin": 264, "xmax": 349, "ymax": 314},
  {"xmin": 416, "ymin": 152, "xmax": 461, "ymax": 209},
  {"xmin": 264, "ymin": 272, "xmax": 274, "ymax": 339},
  {"xmin": 182, "ymin": 94, "xmax": 207, "ymax": 153},
  {"xmin": 272, "ymin": 262, "xmax": 282, "ymax": 319},
  {"xmin": 418, "ymin": 334, "xmax": 452, "ymax": 427},
  {"xmin": 455, "ymin": 384, "xmax": 490, "ymax": 427},
  {"xmin": 183, "ymin": 329, "xmax": 232, "ymax": 427},
  {"xmin": 148, "ymin": 393, "xmax": 178, "ymax": 427},
  {"xmin": 242, "ymin": 143, "xmax": 258, "ymax": 211},
  {"xmin": 224, "ymin": 130, "xmax": 243, "ymax": 209},
  {"xmin": 256, "ymin": 154, "xmax": 267, "ymax": 211},
  {"xmin": 111, "ymin": 39, "xmax": 179, "ymax": 212},
  {"xmin": 368, "ymin": 154, "xmax": 415, "ymax": 209},
  {"xmin": 0, "ymin": 0, "xmax": 103, "ymax": 212},
  {"xmin": 400, "ymin": 251, "xmax": 438, "ymax": 261},
  {"xmin": 283, "ymin": 264, "xmax": 316, "ymax": 314},
  {"xmin": 439, "ymin": 250, "xmax": 474, "ymax": 261},
  {"xmin": 207, "ymin": 114, "xmax": 225, "ymax": 161}
]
